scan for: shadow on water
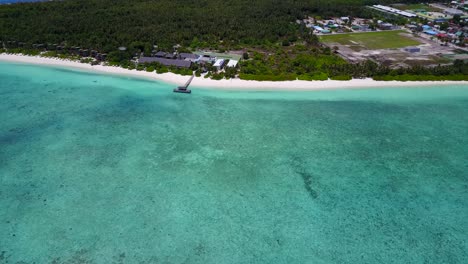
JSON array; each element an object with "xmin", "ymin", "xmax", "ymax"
[
  {"xmin": 290, "ymin": 155, "xmax": 319, "ymax": 200},
  {"xmin": 0, "ymin": 117, "xmax": 62, "ymax": 147},
  {"xmin": 1, "ymin": 249, "xmax": 169, "ymax": 264},
  {"xmin": 297, "ymin": 170, "xmax": 319, "ymax": 199}
]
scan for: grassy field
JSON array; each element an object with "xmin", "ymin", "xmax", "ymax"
[
  {"xmin": 320, "ymin": 30, "xmax": 422, "ymax": 50},
  {"xmin": 392, "ymin": 4, "xmax": 442, "ymax": 12}
]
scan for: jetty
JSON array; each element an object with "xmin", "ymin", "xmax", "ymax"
[{"xmin": 174, "ymin": 74, "xmax": 194, "ymax": 94}]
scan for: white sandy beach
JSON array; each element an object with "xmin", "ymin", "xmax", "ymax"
[{"xmin": 1, "ymin": 53, "xmax": 467, "ymax": 90}]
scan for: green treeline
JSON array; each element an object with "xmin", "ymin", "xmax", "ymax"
[{"xmin": 239, "ymin": 48, "xmax": 468, "ymax": 81}]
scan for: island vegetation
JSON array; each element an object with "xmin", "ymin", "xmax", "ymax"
[{"xmin": 0, "ymin": 0, "xmax": 467, "ymax": 81}]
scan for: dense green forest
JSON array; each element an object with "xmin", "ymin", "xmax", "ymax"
[
  {"xmin": 0, "ymin": 0, "xmax": 436, "ymax": 50},
  {"xmin": 0, "ymin": 0, "xmax": 322, "ymax": 50},
  {"xmin": 1, "ymin": 0, "xmax": 466, "ymax": 81}
]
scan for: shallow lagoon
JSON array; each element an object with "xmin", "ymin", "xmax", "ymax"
[{"xmin": 1, "ymin": 62, "xmax": 467, "ymax": 263}]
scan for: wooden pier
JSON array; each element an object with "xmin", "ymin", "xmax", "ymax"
[{"xmin": 174, "ymin": 74, "xmax": 194, "ymax": 94}]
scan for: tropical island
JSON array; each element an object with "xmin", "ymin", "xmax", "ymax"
[
  {"xmin": 1, "ymin": 0, "xmax": 467, "ymax": 85},
  {"xmin": 2, "ymin": 1, "xmax": 468, "ymax": 263}
]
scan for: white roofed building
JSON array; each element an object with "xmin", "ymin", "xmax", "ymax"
[
  {"xmin": 226, "ymin": 60, "xmax": 238, "ymax": 68},
  {"xmin": 213, "ymin": 59, "xmax": 225, "ymax": 70},
  {"xmin": 372, "ymin": 5, "xmax": 417, "ymax": 18}
]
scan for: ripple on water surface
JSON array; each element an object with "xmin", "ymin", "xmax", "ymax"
[{"xmin": 0, "ymin": 62, "xmax": 467, "ymax": 263}]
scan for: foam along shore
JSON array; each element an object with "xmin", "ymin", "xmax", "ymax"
[{"xmin": 1, "ymin": 53, "xmax": 467, "ymax": 91}]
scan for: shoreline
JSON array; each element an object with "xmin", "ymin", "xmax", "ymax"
[{"xmin": 1, "ymin": 53, "xmax": 467, "ymax": 91}]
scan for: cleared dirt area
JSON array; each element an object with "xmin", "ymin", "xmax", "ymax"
[{"xmin": 320, "ymin": 30, "xmax": 464, "ymax": 68}]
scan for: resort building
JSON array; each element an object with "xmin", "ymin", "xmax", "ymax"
[
  {"xmin": 180, "ymin": 53, "xmax": 201, "ymax": 62},
  {"xmin": 213, "ymin": 59, "xmax": 225, "ymax": 70},
  {"xmin": 138, "ymin": 57, "xmax": 192, "ymax": 68},
  {"xmin": 154, "ymin": 51, "xmax": 167, "ymax": 58},
  {"xmin": 226, "ymin": 59, "xmax": 238, "ymax": 68},
  {"xmin": 198, "ymin": 55, "xmax": 215, "ymax": 64},
  {"xmin": 165, "ymin": 53, "xmax": 175, "ymax": 59}
]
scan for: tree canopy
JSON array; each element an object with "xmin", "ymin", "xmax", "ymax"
[{"xmin": 0, "ymin": 0, "xmax": 430, "ymax": 51}]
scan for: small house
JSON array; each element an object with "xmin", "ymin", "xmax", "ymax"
[
  {"xmin": 424, "ymin": 30, "xmax": 438, "ymax": 35},
  {"xmin": 138, "ymin": 57, "xmax": 192, "ymax": 68},
  {"xmin": 422, "ymin": 25, "xmax": 432, "ymax": 31},
  {"xmin": 313, "ymin": 26, "xmax": 324, "ymax": 32},
  {"xmin": 379, "ymin": 23, "xmax": 393, "ymax": 30},
  {"xmin": 80, "ymin": 49, "xmax": 89, "ymax": 57},
  {"xmin": 405, "ymin": 47, "xmax": 421, "ymax": 53},
  {"xmin": 155, "ymin": 51, "xmax": 167, "ymax": 58}
]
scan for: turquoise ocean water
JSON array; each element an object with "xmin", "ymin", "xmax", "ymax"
[{"xmin": 1, "ymin": 62, "xmax": 467, "ymax": 263}]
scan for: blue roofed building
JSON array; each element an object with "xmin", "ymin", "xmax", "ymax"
[
  {"xmin": 422, "ymin": 25, "xmax": 432, "ymax": 30},
  {"xmin": 424, "ymin": 30, "xmax": 438, "ymax": 35}
]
